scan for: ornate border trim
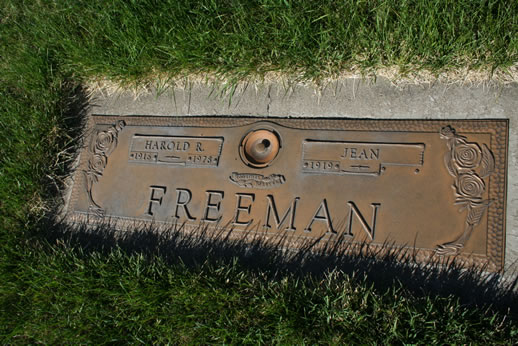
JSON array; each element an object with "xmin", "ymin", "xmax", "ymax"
[
  {"xmin": 435, "ymin": 126, "xmax": 496, "ymax": 255},
  {"xmin": 68, "ymin": 116, "xmax": 507, "ymax": 271},
  {"xmin": 83, "ymin": 120, "xmax": 126, "ymax": 217}
]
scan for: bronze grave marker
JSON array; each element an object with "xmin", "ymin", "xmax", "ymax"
[{"xmin": 67, "ymin": 116, "xmax": 508, "ymax": 271}]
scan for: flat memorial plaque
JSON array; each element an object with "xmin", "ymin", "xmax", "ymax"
[{"xmin": 67, "ymin": 116, "xmax": 508, "ymax": 271}]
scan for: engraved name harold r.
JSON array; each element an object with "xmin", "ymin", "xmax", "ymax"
[{"xmin": 129, "ymin": 135, "xmax": 223, "ymax": 166}]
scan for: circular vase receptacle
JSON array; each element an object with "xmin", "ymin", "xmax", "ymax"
[{"xmin": 239, "ymin": 128, "xmax": 281, "ymax": 168}]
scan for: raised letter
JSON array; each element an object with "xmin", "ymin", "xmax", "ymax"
[
  {"xmin": 233, "ymin": 193, "xmax": 255, "ymax": 226},
  {"xmin": 304, "ymin": 199, "xmax": 335, "ymax": 234},
  {"xmin": 346, "ymin": 202, "xmax": 380, "ymax": 240},
  {"xmin": 147, "ymin": 185, "xmax": 166, "ymax": 216},
  {"xmin": 202, "ymin": 190, "xmax": 224, "ymax": 222},
  {"xmin": 370, "ymin": 148, "xmax": 380, "ymax": 160},
  {"xmin": 174, "ymin": 188, "xmax": 196, "ymax": 221},
  {"xmin": 264, "ymin": 195, "xmax": 299, "ymax": 231}
]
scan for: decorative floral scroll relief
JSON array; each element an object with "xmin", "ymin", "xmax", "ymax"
[
  {"xmin": 83, "ymin": 120, "xmax": 126, "ymax": 217},
  {"xmin": 435, "ymin": 125, "xmax": 495, "ymax": 255}
]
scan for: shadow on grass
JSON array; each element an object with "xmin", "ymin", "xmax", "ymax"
[
  {"xmin": 43, "ymin": 217, "xmax": 518, "ymax": 314},
  {"xmin": 39, "ymin": 83, "xmax": 517, "ymax": 318},
  {"xmin": 38, "ymin": 81, "xmax": 91, "ymax": 207}
]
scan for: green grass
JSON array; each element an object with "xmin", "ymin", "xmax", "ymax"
[
  {"xmin": 1, "ymin": 245, "xmax": 515, "ymax": 344},
  {"xmin": 2, "ymin": 0, "xmax": 518, "ymax": 83},
  {"xmin": 1, "ymin": 0, "xmax": 518, "ymax": 343}
]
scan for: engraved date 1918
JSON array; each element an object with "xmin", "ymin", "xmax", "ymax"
[{"xmin": 130, "ymin": 151, "xmax": 157, "ymax": 162}]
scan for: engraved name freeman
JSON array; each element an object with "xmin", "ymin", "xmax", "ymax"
[{"xmin": 146, "ymin": 186, "xmax": 381, "ymax": 240}]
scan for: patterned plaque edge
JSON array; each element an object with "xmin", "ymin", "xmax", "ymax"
[{"xmin": 66, "ymin": 116, "xmax": 508, "ymax": 271}]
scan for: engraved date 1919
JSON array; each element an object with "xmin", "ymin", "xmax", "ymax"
[{"xmin": 303, "ymin": 160, "xmax": 340, "ymax": 172}]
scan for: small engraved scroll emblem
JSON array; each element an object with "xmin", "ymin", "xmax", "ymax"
[
  {"xmin": 435, "ymin": 125, "xmax": 495, "ymax": 255},
  {"xmin": 229, "ymin": 172, "xmax": 286, "ymax": 189},
  {"xmin": 84, "ymin": 120, "xmax": 126, "ymax": 217},
  {"xmin": 302, "ymin": 140, "xmax": 425, "ymax": 176}
]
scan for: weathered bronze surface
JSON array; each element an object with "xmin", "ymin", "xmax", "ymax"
[{"xmin": 67, "ymin": 116, "xmax": 508, "ymax": 271}]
